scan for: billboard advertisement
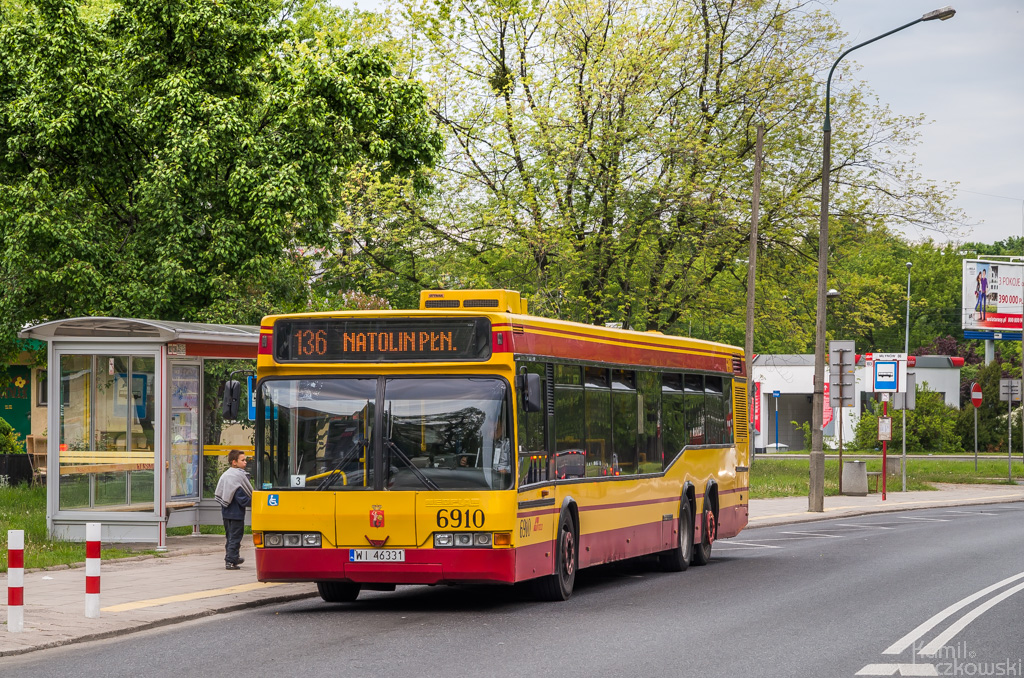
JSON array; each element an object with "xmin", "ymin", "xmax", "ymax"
[{"xmin": 962, "ymin": 260, "xmax": 1024, "ymax": 332}]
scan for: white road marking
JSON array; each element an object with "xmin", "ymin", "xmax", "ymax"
[
  {"xmin": 882, "ymin": 571, "xmax": 1024, "ymax": 654},
  {"xmin": 713, "ymin": 541, "xmax": 782, "ymax": 549},
  {"xmin": 943, "ymin": 510, "xmax": 998, "ymax": 516},
  {"xmin": 917, "ymin": 580, "xmax": 1024, "ymax": 657},
  {"xmin": 856, "ymin": 663, "xmax": 938, "ymax": 676},
  {"xmin": 899, "ymin": 516, "xmax": 951, "ymax": 522},
  {"xmin": 833, "ymin": 523, "xmax": 897, "ymax": 530},
  {"xmin": 779, "ymin": 531, "xmax": 844, "ymax": 538}
]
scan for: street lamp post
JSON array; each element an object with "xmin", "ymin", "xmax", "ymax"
[
  {"xmin": 809, "ymin": 6, "xmax": 955, "ymax": 512},
  {"xmin": 903, "ymin": 261, "xmax": 912, "ymax": 492}
]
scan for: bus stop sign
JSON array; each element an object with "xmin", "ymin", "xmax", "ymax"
[{"xmin": 970, "ymin": 382, "xmax": 982, "ymax": 408}]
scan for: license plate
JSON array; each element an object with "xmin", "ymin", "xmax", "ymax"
[{"xmin": 349, "ymin": 549, "xmax": 405, "ymax": 562}]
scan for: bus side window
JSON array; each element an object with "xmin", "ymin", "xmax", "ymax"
[
  {"xmin": 516, "ymin": 361, "xmax": 547, "ymax": 485},
  {"xmin": 637, "ymin": 371, "xmax": 661, "ymax": 472}
]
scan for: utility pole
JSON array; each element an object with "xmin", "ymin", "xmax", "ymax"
[{"xmin": 745, "ymin": 125, "xmax": 763, "ymax": 450}]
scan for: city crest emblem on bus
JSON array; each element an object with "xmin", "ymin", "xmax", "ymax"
[{"xmin": 370, "ymin": 507, "xmax": 385, "ymax": 528}]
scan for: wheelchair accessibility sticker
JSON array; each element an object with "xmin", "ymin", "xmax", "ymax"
[{"xmin": 268, "ymin": 494, "xmax": 279, "ymax": 506}]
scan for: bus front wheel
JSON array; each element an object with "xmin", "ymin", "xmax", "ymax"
[
  {"xmin": 534, "ymin": 509, "xmax": 578, "ymax": 601},
  {"xmin": 317, "ymin": 581, "xmax": 361, "ymax": 603}
]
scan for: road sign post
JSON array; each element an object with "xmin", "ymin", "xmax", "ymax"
[
  {"xmin": 971, "ymin": 383, "xmax": 982, "ymax": 471},
  {"xmin": 830, "ymin": 341, "xmax": 855, "ymax": 494},
  {"xmin": 773, "ymin": 390, "xmax": 780, "ymax": 451},
  {"xmin": 999, "ymin": 379, "xmax": 1020, "ymax": 482}
]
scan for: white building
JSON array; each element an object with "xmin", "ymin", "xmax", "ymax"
[{"xmin": 751, "ymin": 354, "xmax": 964, "ymax": 453}]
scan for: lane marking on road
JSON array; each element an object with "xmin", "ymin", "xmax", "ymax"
[
  {"xmin": 917, "ymin": 580, "xmax": 1024, "ymax": 657},
  {"xmin": 856, "ymin": 663, "xmax": 937, "ymax": 676},
  {"xmin": 833, "ymin": 523, "xmax": 896, "ymax": 530},
  {"xmin": 899, "ymin": 517, "xmax": 950, "ymax": 522},
  {"xmin": 882, "ymin": 571, "xmax": 1024, "ymax": 655},
  {"xmin": 102, "ymin": 582, "xmax": 284, "ymax": 612},
  {"xmin": 713, "ymin": 541, "xmax": 782, "ymax": 549},
  {"xmin": 779, "ymin": 531, "xmax": 843, "ymax": 538},
  {"xmin": 943, "ymin": 510, "xmax": 998, "ymax": 516}
]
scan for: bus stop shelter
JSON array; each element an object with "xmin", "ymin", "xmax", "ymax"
[{"xmin": 18, "ymin": 318, "xmax": 258, "ymax": 548}]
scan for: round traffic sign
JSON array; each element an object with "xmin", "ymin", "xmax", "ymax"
[{"xmin": 970, "ymin": 382, "xmax": 983, "ymax": 408}]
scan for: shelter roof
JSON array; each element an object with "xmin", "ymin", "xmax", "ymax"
[{"xmin": 19, "ymin": 317, "xmax": 259, "ymax": 344}]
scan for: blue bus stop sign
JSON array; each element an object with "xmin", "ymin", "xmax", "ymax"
[{"xmin": 247, "ymin": 375, "xmax": 256, "ymax": 421}]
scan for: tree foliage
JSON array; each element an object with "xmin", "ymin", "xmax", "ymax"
[
  {"xmin": 320, "ymin": 0, "xmax": 964, "ymax": 343},
  {"xmin": 0, "ymin": 0, "xmax": 441, "ymax": 364}
]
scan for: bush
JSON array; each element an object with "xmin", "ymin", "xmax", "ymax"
[
  {"xmin": 854, "ymin": 384, "xmax": 963, "ymax": 453},
  {"xmin": 0, "ymin": 416, "xmax": 23, "ymax": 455}
]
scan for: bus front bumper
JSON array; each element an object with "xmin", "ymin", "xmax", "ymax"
[{"xmin": 256, "ymin": 547, "xmax": 516, "ymax": 585}]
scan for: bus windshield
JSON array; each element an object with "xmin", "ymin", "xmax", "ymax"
[{"xmin": 258, "ymin": 377, "xmax": 513, "ymax": 491}]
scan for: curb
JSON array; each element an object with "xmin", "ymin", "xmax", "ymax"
[
  {"xmin": 0, "ymin": 590, "xmax": 319, "ymax": 658},
  {"xmin": 746, "ymin": 494, "xmax": 1024, "ymax": 529}
]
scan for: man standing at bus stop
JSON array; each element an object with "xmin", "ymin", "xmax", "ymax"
[{"xmin": 215, "ymin": 449, "xmax": 253, "ymax": 570}]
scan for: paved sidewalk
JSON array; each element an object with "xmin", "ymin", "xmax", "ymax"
[{"xmin": 3, "ymin": 483, "xmax": 1024, "ymax": 658}]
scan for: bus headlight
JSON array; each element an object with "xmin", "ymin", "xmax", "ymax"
[
  {"xmin": 433, "ymin": 532, "xmax": 498, "ymax": 548},
  {"xmin": 263, "ymin": 532, "xmax": 321, "ymax": 547}
]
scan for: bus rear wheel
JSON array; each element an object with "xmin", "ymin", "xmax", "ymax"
[
  {"xmin": 317, "ymin": 581, "xmax": 361, "ymax": 603},
  {"xmin": 534, "ymin": 510, "xmax": 578, "ymax": 601},
  {"xmin": 691, "ymin": 505, "xmax": 715, "ymax": 566},
  {"xmin": 659, "ymin": 497, "xmax": 692, "ymax": 572}
]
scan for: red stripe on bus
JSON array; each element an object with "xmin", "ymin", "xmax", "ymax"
[
  {"xmin": 577, "ymin": 496, "xmax": 680, "ymax": 512},
  {"xmin": 516, "ymin": 508, "xmax": 560, "ymax": 519},
  {"xmin": 512, "ymin": 323, "xmax": 737, "ymax": 356},
  {"xmin": 512, "ymin": 332, "xmax": 730, "ymax": 371},
  {"xmin": 256, "ymin": 547, "xmax": 516, "ymax": 585}
]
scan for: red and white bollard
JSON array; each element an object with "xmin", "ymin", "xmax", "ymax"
[
  {"xmin": 7, "ymin": 529, "xmax": 24, "ymax": 633},
  {"xmin": 85, "ymin": 522, "xmax": 101, "ymax": 618}
]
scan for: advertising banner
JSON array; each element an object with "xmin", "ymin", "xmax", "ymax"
[
  {"xmin": 753, "ymin": 382, "xmax": 761, "ymax": 434},
  {"xmin": 962, "ymin": 259, "xmax": 1024, "ymax": 332}
]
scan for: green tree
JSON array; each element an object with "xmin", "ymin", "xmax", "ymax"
[
  {"xmin": 0, "ymin": 0, "xmax": 441, "ymax": 365},
  {"xmin": 337, "ymin": 0, "xmax": 965, "ymax": 344}
]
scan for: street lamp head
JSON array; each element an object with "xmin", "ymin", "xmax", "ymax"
[
  {"xmin": 922, "ymin": 6, "xmax": 956, "ymax": 21},
  {"xmin": 827, "ymin": 288, "xmax": 840, "ymax": 299},
  {"xmin": 906, "ymin": 261, "xmax": 913, "ymax": 269}
]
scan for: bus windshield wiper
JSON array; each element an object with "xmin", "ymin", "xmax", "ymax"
[
  {"xmin": 385, "ymin": 439, "xmax": 439, "ymax": 491},
  {"xmin": 316, "ymin": 443, "xmax": 364, "ymax": 491}
]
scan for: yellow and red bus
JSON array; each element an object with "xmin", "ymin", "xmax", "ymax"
[{"xmin": 252, "ymin": 289, "xmax": 749, "ymax": 601}]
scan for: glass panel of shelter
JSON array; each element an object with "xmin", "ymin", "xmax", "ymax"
[{"xmin": 58, "ymin": 354, "xmax": 156, "ymax": 511}]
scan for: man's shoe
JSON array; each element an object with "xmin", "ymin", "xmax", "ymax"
[
  {"xmin": 225, "ymin": 562, "xmax": 240, "ymax": 570},
  {"xmin": 235, "ymin": 557, "xmax": 245, "ymax": 565}
]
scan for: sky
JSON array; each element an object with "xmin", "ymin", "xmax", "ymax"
[
  {"xmin": 335, "ymin": 0, "xmax": 1024, "ymax": 245},
  {"xmin": 827, "ymin": 0, "xmax": 1024, "ymax": 245}
]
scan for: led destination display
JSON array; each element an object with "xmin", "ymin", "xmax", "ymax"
[{"xmin": 274, "ymin": 318, "xmax": 492, "ymax": 362}]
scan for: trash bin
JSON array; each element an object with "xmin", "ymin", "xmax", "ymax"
[{"xmin": 842, "ymin": 460, "xmax": 868, "ymax": 496}]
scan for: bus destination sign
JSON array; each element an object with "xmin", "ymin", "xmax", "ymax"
[{"xmin": 274, "ymin": 318, "xmax": 492, "ymax": 362}]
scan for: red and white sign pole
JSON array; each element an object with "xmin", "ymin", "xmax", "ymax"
[
  {"xmin": 7, "ymin": 529, "xmax": 24, "ymax": 633},
  {"xmin": 971, "ymin": 382, "xmax": 983, "ymax": 471},
  {"xmin": 85, "ymin": 523, "xmax": 101, "ymax": 618}
]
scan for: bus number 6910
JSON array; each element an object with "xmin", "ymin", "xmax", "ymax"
[{"xmin": 436, "ymin": 509, "xmax": 485, "ymax": 529}]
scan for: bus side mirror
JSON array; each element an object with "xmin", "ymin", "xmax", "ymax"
[
  {"xmin": 517, "ymin": 373, "xmax": 542, "ymax": 413},
  {"xmin": 221, "ymin": 380, "xmax": 241, "ymax": 420}
]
